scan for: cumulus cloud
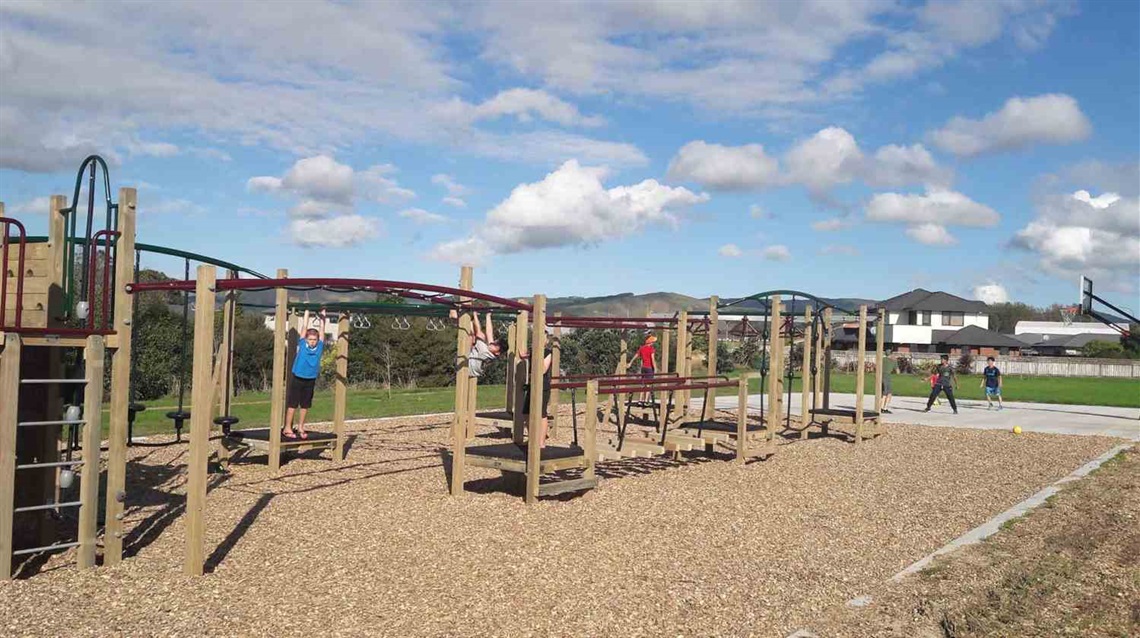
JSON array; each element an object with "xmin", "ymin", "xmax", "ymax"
[
  {"xmin": 248, "ymin": 155, "xmax": 415, "ymax": 219},
  {"xmin": 784, "ymin": 127, "xmax": 864, "ymax": 194},
  {"xmin": 866, "ymin": 189, "xmax": 1000, "ymax": 231},
  {"xmin": 1011, "ymin": 189, "xmax": 1140, "ymax": 292},
  {"xmin": 441, "ymin": 196, "xmax": 467, "ymax": 208},
  {"xmin": 7, "ymin": 196, "xmax": 52, "ymax": 215},
  {"xmin": 431, "ymin": 174, "xmax": 469, "ymax": 196},
  {"xmin": 718, "ymin": 244, "xmax": 743, "ymax": 258},
  {"xmin": 973, "ymin": 283, "xmax": 1009, "ymax": 304},
  {"xmin": 749, "ymin": 204, "xmax": 770, "ymax": 219},
  {"xmin": 820, "ymin": 244, "xmax": 859, "ymax": 256},
  {"xmin": 666, "ymin": 141, "xmax": 780, "ymax": 190},
  {"xmin": 761, "ymin": 244, "xmax": 791, "ymax": 261},
  {"xmin": 398, "ymin": 208, "xmax": 448, "ymax": 224},
  {"xmin": 288, "ymin": 215, "xmax": 382, "ymax": 248},
  {"xmin": 431, "ymin": 159, "xmax": 707, "ymax": 263},
  {"xmin": 811, "ymin": 217, "xmax": 852, "ymax": 232},
  {"xmin": 906, "ymin": 223, "xmax": 957, "ymax": 246},
  {"xmin": 465, "ymin": 88, "xmax": 605, "ymax": 127},
  {"xmin": 930, "ymin": 94, "xmax": 1092, "ymax": 157}
]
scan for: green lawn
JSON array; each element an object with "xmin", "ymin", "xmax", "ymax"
[{"xmin": 108, "ymin": 372, "xmax": 1138, "ymax": 439}]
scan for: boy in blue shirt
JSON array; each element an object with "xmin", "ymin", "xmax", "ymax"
[
  {"xmin": 284, "ymin": 309, "xmax": 327, "ymax": 439},
  {"xmin": 981, "ymin": 356, "xmax": 1003, "ymax": 410}
]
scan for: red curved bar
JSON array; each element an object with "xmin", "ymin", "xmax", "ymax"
[
  {"xmin": 127, "ymin": 277, "xmax": 533, "ymax": 311},
  {"xmin": 551, "ymin": 375, "xmax": 729, "ymax": 391},
  {"xmin": 590, "ymin": 379, "xmax": 739, "ymax": 396}
]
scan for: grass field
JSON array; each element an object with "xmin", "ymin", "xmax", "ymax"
[{"xmin": 107, "ymin": 371, "xmax": 1139, "ymax": 438}]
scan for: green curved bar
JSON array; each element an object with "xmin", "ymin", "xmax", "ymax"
[{"xmin": 23, "ymin": 236, "xmax": 267, "ymax": 279}]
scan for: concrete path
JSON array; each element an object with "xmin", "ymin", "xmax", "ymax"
[{"xmin": 695, "ymin": 392, "xmax": 1140, "ymax": 441}]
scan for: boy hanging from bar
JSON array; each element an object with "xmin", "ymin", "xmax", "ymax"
[{"xmin": 284, "ymin": 309, "xmax": 327, "ymax": 440}]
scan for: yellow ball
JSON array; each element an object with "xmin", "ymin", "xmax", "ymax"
[{"xmin": 1012, "ymin": 426, "xmax": 1022, "ymax": 435}]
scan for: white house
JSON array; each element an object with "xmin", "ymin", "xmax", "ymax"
[{"xmin": 879, "ymin": 289, "xmax": 1018, "ymax": 355}]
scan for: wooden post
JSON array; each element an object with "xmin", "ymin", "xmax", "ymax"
[
  {"xmin": 584, "ymin": 380, "xmax": 597, "ymax": 481},
  {"xmin": 614, "ymin": 334, "xmax": 628, "ymax": 435},
  {"xmin": 813, "ymin": 309, "xmax": 825, "ymax": 414},
  {"xmin": 505, "ymin": 319, "xmax": 516, "ymax": 414},
  {"xmin": 510, "ymin": 310, "xmax": 528, "ymax": 445},
  {"xmin": 449, "ymin": 266, "xmax": 473, "ymax": 496},
  {"xmin": 855, "ymin": 305, "xmax": 868, "ymax": 445},
  {"xmin": 183, "ymin": 266, "xmax": 216, "ymax": 576},
  {"xmin": 766, "ymin": 296, "xmax": 782, "ymax": 430},
  {"xmin": 676, "ymin": 311, "xmax": 688, "ymax": 421},
  {"xmin": 104, "ymin": 187, "xmax": 136, "ymax": 565},
  {"xmin": 874, "ymin": 308, "xmax": 885, "ymax": 419},
  {"xmin": 76, "ymin": 335, "xmax": 105, "ymax": 569},
  {"xmin": 37, "ymin": 196, "xmax": 67, "ymax": 547},
  {"xmin": 214, "ymin": 271, "xmax": 236, "ymax": 416},
  {"xmin": 658, "ymin": 326, "xmax": 672, "ymax": 425},
  {"xmin": 736, "ymin": 374, "xmax": 749, "ymax": 463},
  {"xmin": 525, "ymin": 295, "xmax": 547, "ymax": 504},
  {"xmin": 549, "ymin": 313, "xmax": 562, "ymax": 436},
  {"xmin": 334, "ymin": 314, "xmax": 350, "ymax": 461},
  {"xmin": 800, "ymin": 306, "xmax": 813, "ymax": 440},
  {"xmin": 821, "ymin": 308, "xmax": 833, "ymax": 410},
  {"xmin": 703, "ymin": 296, "xmax": 719, "ymax": 421},
  {"xmin": 268, "ymin": 268, "xmax": 288, "ymax": 473},
  {"xmin": 0, "ymin": 333, "xmax": 21, "ymax": 580}
]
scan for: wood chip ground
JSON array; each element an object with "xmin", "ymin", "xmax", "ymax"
[{"xmin": 0, "ymin": 412, "xmax": 1124, "ymax": 637}]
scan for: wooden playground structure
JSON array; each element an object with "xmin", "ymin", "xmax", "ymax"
[{"xmin": 2, "ymin": 156, "xmax": 891, "ymax": 580}]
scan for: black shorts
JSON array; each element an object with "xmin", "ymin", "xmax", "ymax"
[
  {"xmin": 640, "ymin": 366, "xmax": 655, "ymax": 377},
  {"xmin": 522, "ymin": 376, "xmax": 552, "ymax": 417},
  {"xmin": 286, "ymin": 374, "xmax": 317, "ymax": 409}
]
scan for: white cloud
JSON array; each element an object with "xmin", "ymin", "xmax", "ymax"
[
  {"xmin": 973, "ymin": 283, "xmax": 1009, "ymax": 304},
  {"xmin": 865, "ymin": 143, "xmax": 952, "ymax": 188},
  {"xmin": 398, "ymin": 208, "xmax": 448, "ymax": 224},
  {"xmin": 820, "ymin": 244, "xmax": 859, "ymax": 256},
  {"xmin": 127, "ymin": 139, "xmax": 180, "ymax": 158},
  {"xmin": 1011, "ymin": 189, "xmax": 1140, "ymax": 292},
  {"xmin": 866, "ymin": 189, "xmax": 999, "ymax": 227},
  {"xmin": 467, "ymin": 88, "xmax": 605, "ymax": 127},
  {"xmin": 718, "ymin": 244, "xmax": 743, "ymax": 258},
  {"xmin": 761, "ymin": 244, "xmax": 791, "ymax": 261},
  {"xmin": 749, "ymin": 204, "xmax": 769, "ymax": 219},
  {"xmin": 666, "ymin": 141, "xmax": 780, "ymax": 190},
  {"xmin": 441, "ymin": 196, "xmax": 467, "ymax": 208},
  {"xmin": 465, "ymin": 130, "xmax": 648, "ymax": 167},
  {"xmin": 288, "ymin": 215, "xmax": 382, "ymax": 248},
  {"xmin": 784, "ymin": 127, "xmax": 863, "ymax": 194},
  {"xmin": 930, "ymin": 94, "xmax": 1092, "ymax": 157},
  {"xmin": 7, "ymin": 196, "xmax": 52, "ymax": 215},
  {"xmin": 431, "ymin": 159, "xmax": 708, "ymax": 261},
  {"xmin": 811, "ymin": 217, "xmax": 852, "ymax": 232},
  {"xmin": 431, "ymin": 174, "xmax": 469, "ymax": 196},
  {"xmin": 148, "ymin": 198, "xmax": 206, "ymax": 215},
  {"xmin": 248, "ymin": 155, "xmax": 415, "ymax": 218},
  {"xmin": 906, "ymin": 223, "xmax": 957, "ymax": 246}
]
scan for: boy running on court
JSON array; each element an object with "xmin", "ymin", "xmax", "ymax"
[
  {"xmin": 924, "ymin": 354, "xmax": 958, "ymax": 414},
  {"xmin": 928, "ymin": 371, "xmax": 942, "ymax": 406},
  {"xmin": 284, "ymin": 309, "xmax": 327, "ymax": 440},
  {"xmin": 981, "ymin": 356, "xmax": 1003, "ymax": 410}
]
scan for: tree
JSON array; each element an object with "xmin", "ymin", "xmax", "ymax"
[
  {"xmin": 1081, "ymin": 340, "xmax": 1125, "ymax": 359},
  {"xmin": 986, "ymin": 302, "xmax": 1038, "ymax": 334}
]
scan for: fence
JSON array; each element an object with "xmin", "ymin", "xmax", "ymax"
[{"xmin": 829, "ymin": 351, "xmax": 1140, "ymax": 378}]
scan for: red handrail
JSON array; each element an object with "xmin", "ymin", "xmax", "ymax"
[{"xmin": 1, "ymin": 217, "xmax": 27, "ymax": 328}]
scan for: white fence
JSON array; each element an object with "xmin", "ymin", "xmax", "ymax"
[{"xmin": 830, "ymin": 351, "xmax": 1140, "ymax": 378}]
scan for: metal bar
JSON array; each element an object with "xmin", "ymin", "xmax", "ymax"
[
  {"xmin": 20, "ymin": 379, "xmax": 88, "ymax": 384},
  {"xmin": 16, "ymin": 460, "xmax": 83, "ymax": 470},
  {"xmin": 14, "ymin": 501, "xmax": 82, "ymax": 513},
  {"xmin": 18, "ymin": 420, "xmax": 86, "ymax": 427},
  {"xmin": 1, "ymin": 217, "xmax": 27, "ymax": 328},
  {"xmin": 128, "ymin": 277, "xmax": 533, "ymax": 311},
  {"xmin": 1089, "ymin": 293, "xmax": 1140, "ymax": 325},
  {"xmin": 12, "ymin": 541, "xmax": 81, "ymax": 556}
]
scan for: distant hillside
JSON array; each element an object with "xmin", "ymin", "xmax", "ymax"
[{"xmin": 547, "ymin": 292, "xmax": 704, "ymax": 316}]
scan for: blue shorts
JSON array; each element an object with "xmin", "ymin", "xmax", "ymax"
[{"xmin": 985, "ymin": 386, "xmax": 1001, "ymax": 397}]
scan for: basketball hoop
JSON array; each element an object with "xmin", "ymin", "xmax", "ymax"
[{"xmin": 1060, "ymin": 305, "xmax": 1078, "ymax": 326}]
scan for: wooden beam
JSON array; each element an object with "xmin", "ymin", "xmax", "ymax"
[
  {"xmin": 821, "ymin": 308, "xmax": 833, "ymax": 410},
  {"xmin": 449, "ymin": 266, "xmax": 473, "ymax": 496},
  {"xmin": 268, "ymin": 268, "xmax": 288, "ymax": 473},
  {"xmin": 511, "ymin": 310, "xmax": 528, "ymax": 445},
  {"xmin": 767, "ymin": 296, "xmax": 782, "ymax": 431},
  {"xmin": 104, "ymin": 187, "xmax": 136, "ymax": 565},
  {"xmin": 800, "ymin": 306, "xmax": 813, "ymax": 440},
  {"xmin": 855, "ymin": 305, "xmax": 868, "ymax": 444},
  {"xmin": 0, "ymin": 333, "xmax": 21, "ymax": 580},
  {"xmin": 334, "ymin": 314, "xmax": 349, "ymax": 461},
  {"xmin": 584, "ymin": 379, "xmax": 597, "ymax": 482},
  {"xmin": 875, "ymin": 307, "xmax": 885, "ymax": 417},
  {"xmin": 76, "ymin": 335, "xmax": 105, "ymax": 569},
  {"xmin": 676, "ymin": 310, "xmax": 688, "ymax": 420},
  {"xmin": 736, "ymin": 374, "xmax": 749, "ymax": 463},
  {"xmin": 549, "ymin": 313, "xmax": 562, "ymax": 436},
  {"xmin": 505, "ymin": 318, "xmax": 516, "ymax": 416},
  {"xmin": 184, "ymin": 265, "xmax": 216, "ymax": 576},
  {"xmin": 525, "ymin": 294, "xmax": 547, "ymax": 504},
  {"xmin": 703, "ymin": 296, "xmax": 719, "ymax": 422}
]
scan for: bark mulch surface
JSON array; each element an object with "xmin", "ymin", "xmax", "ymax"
[
  {"xmin": 804, "ymin": 444, "xmax": 1140, "ymax": 638},
  {"xmin": 0, "ymin": 414, "xmax": 1124, "ymax": 637}
]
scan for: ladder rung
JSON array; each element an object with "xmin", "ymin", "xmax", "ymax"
[
  {"xmin": 14, "ymin": 500, "xmax": 82, "ymax": 513},
  {"xmin": 18, "ymin": 420, "xmax": 86, "ymax": 428},
  {"xmin": 16, "ymin": 460, "xmax": 83, "ymax": 470},
  {"xmin": 20, "ymin": 379, "xmax": 88, "ymax": 385},
  {"xmin": 12, "ymin": 541, "xmax": 81, "ymax": 556}
]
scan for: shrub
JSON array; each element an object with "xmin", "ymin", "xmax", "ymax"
[
  {"xmin": 896, "ymin": 356, "xmax": 913, "ymax": 374},
  {"xmin": 956, "ymin": 353, "xmax": 974, "ymax": 375}
]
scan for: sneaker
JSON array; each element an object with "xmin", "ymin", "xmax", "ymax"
[
  {"xmin": 922, "ymin": 408, "xmax": 931, "ymax": 413},
  {"xmin": 953, "ymin": 409, "xmax": 958, "ymax": 415},
  {"xmin": 986, "ymin": 405, "xmax": 992, "ymax": 411}
]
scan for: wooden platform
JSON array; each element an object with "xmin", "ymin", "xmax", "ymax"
[
  {"xmin": 465, "ymin": 443, "xmax": 589, "ymax": 474},
  {"xmin": 225, "ymin": 428, "xmax": 337, "ymax": 452},
  {"xmin": 810, "ymin": 408, "xmax": 881, "ymax": 423}
]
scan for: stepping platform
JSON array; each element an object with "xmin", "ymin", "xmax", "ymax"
[
  {"xmin": 538, "ymin": 477, "xmax": 597, "ymax": 497},
  {"xmin": 465, "ymin": 443, "xmax": 589, "ymax": 474},
  {"xmin": 810, "ymin": 408, "xmax": 881, "ymax": 423},
  {"xmin": 594, "ymin": 438, "xmax": 665, "ymax": 461},
  {"xmin": 225, "ymin": 428, "xmax": 337, "ymax": 452}
]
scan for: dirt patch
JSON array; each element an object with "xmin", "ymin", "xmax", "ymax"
[
  {"xmin": 0, "ymin": 414, "xmax": 1126, "ymax": 637},
  {"xmin": 808, "ymin": 445, "xmax": 1140, "ymax": 637}
]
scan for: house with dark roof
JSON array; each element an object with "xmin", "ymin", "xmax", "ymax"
[{"xmin": 878, "ymin": 289, "xmax": 1021, "ymax": 356}]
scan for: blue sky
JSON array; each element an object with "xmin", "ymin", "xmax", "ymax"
[{"xmin": 1, "ymin": 1, "xmax": 1137, "ymax": 308}]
